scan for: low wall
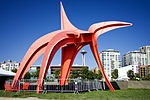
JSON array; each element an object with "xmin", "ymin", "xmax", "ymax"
[
  {"xmin": 111, "ymin": 81, "xmax": 150, "ymax": 90},
  {"xmin": 128, "ymin": 81, "xmax": 150, "ymax": 89},
  {"xmin": 116, "ymin": 81, "xmax": 128, "ymax": 90},
  {"xmin": 104, "ymin": 82, "xmax": 128, "ymax": 90}
]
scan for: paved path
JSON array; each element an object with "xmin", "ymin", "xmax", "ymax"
[{"xmin": 0, "ymin": 97, "xmax": 51, "ymax": 100}]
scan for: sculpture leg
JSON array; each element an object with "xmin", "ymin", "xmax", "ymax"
[
  {"xmin": 60, "ymin": 44, "xmax": 84, "ymax": 85},
  {"xmin": 36, "ymin": 38, "xmax": 75, "ymax": 93},
  {"xmin": 90, "ymin": 41, "xmax": 115, "ymax": 91},
  {"xmin": 12, "ymin": 30, "xmax": 75, "ymax": 88},
  {"xmin": 12, "ymin": 30, "xmax": 68, "ymax": 87},
  {"xmin": 20, "ymin": 44, "xmax": 47, "ymax": 79},
  {"xmin": 12, "ymin": 44, "xmax": 47, "ymax": 87}
]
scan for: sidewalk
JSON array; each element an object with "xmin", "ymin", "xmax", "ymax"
[{"xmin": 0, "ymin": 97, "xmax": 50, "ymax": 100}]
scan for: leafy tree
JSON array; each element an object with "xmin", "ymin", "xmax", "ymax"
[
  {"xmin": 135, "ymin": 73, "xmax": 140, "ymax": 78},
  {"xmin": 145, "ymin": 74, "xmax": 150, "ymax": 80},
  {"xmin": 32, "ymin": 69, "xmax": 40, "ymax": 78},
  {"xmin": 11, "ymin": 68, "xmax": 17, "ymax": 73},
  {"xmin": 71, "ymin": 69, "xmax": 79, "ymax": 79},
  {"xmin": 96, "ymin": 70, "xmax": 103, "ymax": 80},
  {"xmin": 147, "ymin": 74, "xmax": 150, "ymax": 80},
  {"xmin": 49, "ymin": 75, "xmax": 54, "ymax": 79},
  {"xmin": 24, "ymin": 72, "xmax": 31, "ymax": 79},
  {"xmin": 80, "ymin": 67, "xmax": 88, "ymax": 79},
  {"xmin": 127, "ymin": 70, "xmax": 135, "ymax": 80},
  {"xmin": 87, "ymin": 71, "xmax": 96, "ymax": 80},
  {"xmin": 68, "ymin": 75, "xmax": 72, "ymax": 79},
  {"xmin": 54, "ymin": 69, "xmax": 60, "ymax": 79},
  {"xmin": 111, "ymin": 69, "xmax": 118, "ymax": 79}
]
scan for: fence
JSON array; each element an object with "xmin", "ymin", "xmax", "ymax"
[{"xmin": 5, "ymin": 79, "xmax": 104, "ymax": 93}]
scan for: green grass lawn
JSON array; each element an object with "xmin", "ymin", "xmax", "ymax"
[{"xmin": 0, "ymin": 89, "xmax": 150, "ymax": 100}]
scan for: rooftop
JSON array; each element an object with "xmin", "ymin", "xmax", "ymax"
[
  {"xmin": 101, "ymin": 49, "xmax": 119, "ymax": 53},
  {"xmin": 125, "ymin": 50, "xmax": 146, "ymax": 55}
]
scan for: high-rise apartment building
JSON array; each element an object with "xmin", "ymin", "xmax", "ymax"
[
  {"xmin": 122, "ymin": 51, "xmax": 147, "ymax": 67},
  {"xmin": 139, "ymin": 46, "xmax": 150, "ymax": 65},
  {"xmin": 100, "ymin": 49, "xmax": 120, "ymax": 80}
]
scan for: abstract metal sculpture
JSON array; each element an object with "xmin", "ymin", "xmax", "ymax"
[{"xmin": 12, "ymin": 2, "xmax": 132, "ymax": 93}]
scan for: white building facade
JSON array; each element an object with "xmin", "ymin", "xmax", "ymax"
[
  {"xmin": 118, "ymin": 65, "xmax": 139, "ymax": 81},
  {"xmin": 0, "ymin": 60, "xmax": 20, "ymax": 71},
  {"xmin": 139, "ymin": 46, "xmax": 150, "ymax": 65},
  {"xmin": 100, "ymin": 49, "xmax": 120, "ymax": 80},
  {"xmin": 29, "ymin": 65, "xmax": 40, "ymax": 73},
  {"xmin": 122, "ymin": 51, "xmax": 147, "ymax": 67}
]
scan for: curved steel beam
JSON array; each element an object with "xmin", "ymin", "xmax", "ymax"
[
  {"xmin": 12, "ymin": 30, "xmax": 74, "ymax": 87},
  {"xmin": 60, "ymin": 2, "xmax": 88, "ymax": 33},
  {"xmin": 88, "ymin": 21, "xmax": 132, "ymax": 91},
  {"xmin": 60, "ymin": 45, "xmax": 78, "ymax": 85},
  {"xmin": 12, "ymin": 31, "xmax": 58, "ymax": 87},
  {"xmin": 36, "ymin": 31, "xmax": 78, "ymax": 93},
  {"xmin": 90, "ymin": 40, "xmax": 115, "ymax": 91},
  {"xmin": 60, "ymin": 2, "xmax": 77, "ymax": 31},
  {"xmin": 20, "ymin": 45, "xmax": 47, "ymax": 79},
  {"xmin": 60, "ymin": 43, "xmax": 86, "ymax": 85},
  {"xmin": 88, "ymin": 21, "xmax": 132, "ymax": 40}
]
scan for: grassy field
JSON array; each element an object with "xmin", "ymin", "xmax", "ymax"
[{"xmin": 0, "ymin": 89, "xmax": 150, "ymax": 100}]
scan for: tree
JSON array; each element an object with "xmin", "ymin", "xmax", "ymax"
[
  {"xmin": 68, "ymin": 75, "xmax": 72, "ymax": 79},
  {"xmin": 135, "ymin": 73, "xmax": 140, "ymax": 78},
  {"xmin": 111, "ymin": 69, "xmax": 118, "ymax": 79},
  {"xmin": 11, "ymin": 68, "xmax": 17, "ymax": 73},
  {"xmin": 147, "ymin": 74, "xmax": 150, "ymax": 80},
  {"xmin": 145, "ymin": 74, "xmax": 150, "ymax": 80},
  {"xmin": 87, "ymin": 71, "xmax": 96, "ymax": 80},
  {"xmin": 24, "ymin": 72, "xmax": 31, "ymax": 79},
  {"xmin": 127, "ymin": 70, "xmax": 135, "ymax": 80},
  {"xmin": 71, "ymin": 69, "xmax": 79, "ymax": 79},
  {"xmin": 96, "ymin": 70, "xmax": 103, "ymax": 80},
  {"xmin": 80, "ymin": 67, "xmax": 88, "ymax": 79},
  {"xmin": 54, "ymin": 69, "xmax": 60, "ymax": 79},
  {"xmin": 32, "ymin": 69, "xmax": 40, "ymax": 78}
]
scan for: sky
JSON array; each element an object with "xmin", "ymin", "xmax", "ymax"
[{"xmin": 0, "ymin": 0, "xmax": 150, "ymax": 69}]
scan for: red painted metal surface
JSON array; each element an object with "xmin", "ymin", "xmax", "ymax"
[
  {"xmin": 60, "ymin": 44, "xmax": 86, "ymax": 85},
  {"xmin": 12, "ymin": 1, "xmax": 132, "ymax": 93}
]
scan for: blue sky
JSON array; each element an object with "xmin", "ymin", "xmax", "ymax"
[{"xmin": 0, "ymin": 0, "xmax": 150, "ymax": 69}]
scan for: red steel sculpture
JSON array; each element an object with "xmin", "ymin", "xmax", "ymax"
[{"xmin": 12, "ymin": 2, "xmax": 132, "ymax": 93}]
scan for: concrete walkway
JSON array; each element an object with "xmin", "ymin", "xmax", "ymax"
[{"xmin": 0, "ymin": 97, "xmax": 50, "ymax": 100}]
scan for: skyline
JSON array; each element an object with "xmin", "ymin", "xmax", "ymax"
[{"xmin": 0, "ymin": 0, "xmax": 150, "ymax": 69}]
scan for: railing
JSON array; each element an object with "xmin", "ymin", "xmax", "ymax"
[{"xmin": 5, "ymin": 79, "xmax": 104, "ymax": 93}]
